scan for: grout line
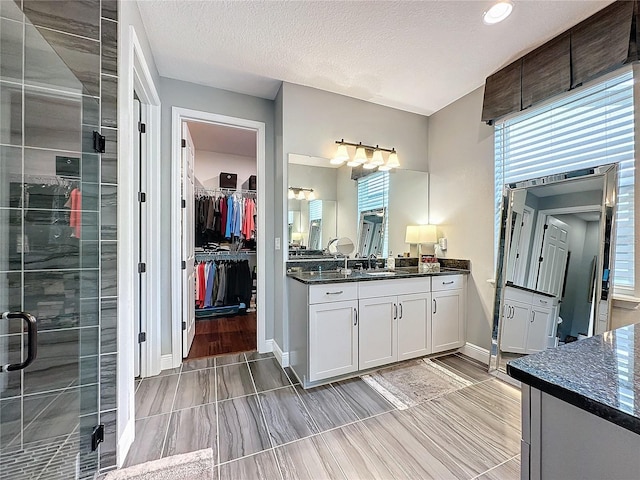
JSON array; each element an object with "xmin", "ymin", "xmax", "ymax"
[
  {"xmin": 471, "ymin": 454, "xmax": 520, "ymax": 480},
  {"xmin": 158, "ymin": 368, "xmax": 182, "ymax": 458}
]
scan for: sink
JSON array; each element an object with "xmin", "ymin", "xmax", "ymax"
[{"xmin": 364, "ymin": 271, "xmax": 397, "ymax": 277}]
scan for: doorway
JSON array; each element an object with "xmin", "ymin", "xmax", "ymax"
[{"xmin": 171, "ymin": 108, "xmax": 267, "ymax": 367}]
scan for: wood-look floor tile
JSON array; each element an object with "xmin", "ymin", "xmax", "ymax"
[
  {"xmin": 405, "ymin": 401, "xmax": 511, "ymax": 477},
  {"xmin": 219, "ymin": 449, "xmax": 282, "ymax": 480},
  {"xmin": 434, "ymin": 354, "xmax": 492, "ymax": 382},
  {"xmin": 483, "ymin": 377, "xmax": 521, "ymax": 403},
  {"xmin": 245, "ymin": 351, "xmax": 275, "ymax": 362},
  {"xmin": 275, "ymin": 436, "xmax": 345, "ymax": 480},
  {"xmin": 157, "ymin": 367, "xmax": 182, "ymax": 377},
  {"xmin": 431, "ymin": 391, "xmax": 521, "ymax": 457},
  {"xmin": 217, "ymin": 363, "xmax": 255, "ymax": 401},
  {"xmin": 477, "ymin": 455, "xmax": 520, "ymax": 480},
  {"xmin": 259, "ymin": 386, "xmax": 318, "ymax": 447},
  {"xmin": 124, "ymin": 414, "xmax": 169, "ymax": 467},
  {"xmin": 331, "ymin": 378, "xmax": 394, "ymax": 420},
  {"xmin": 249, "ymin": 358, "xmax": 293, "ymax": 392},
  {"xmin": 216, "ymin": 353, "xmax": 246, "ymax": 367},
  {"xmin": 218, "ymin": 394, "xmax": 271, "ymax": 463},
  {"xmin": 361, "ymin": 410, "xmax": 470, "ymax": 479},
  {"xmin": 182, "ymin": 357, "xmax": 216, "ymax": 372},
  {"xmin": 322, "ymin": 421, "xmax": 407, "ymax": 479},
  {"xmin": 135, "ymin": 374, "xmax": 179, "ymax": 419},
  {"xmin": 295, "ymin": 384, "xmax": 359, "ymax": 432},
  {"xmin": 163, "ymin": 403, "xmax": 217, "ymax": 459},
  {"xmin": 457, "ymin": 381, "xmax": 521, "ymax": 428},
  {"xmin": 173, "ymin": 369, "xmax": 216, "ymax": 410}
]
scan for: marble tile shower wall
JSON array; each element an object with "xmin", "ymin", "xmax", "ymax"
[{"xmin": 0, "ymin": 0, "xmax": 118, "ymax": 478}]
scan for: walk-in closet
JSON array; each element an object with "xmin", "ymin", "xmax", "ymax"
[{"xmin": 183, "ymin": 121, "xmax": 258, "ymax": 359}]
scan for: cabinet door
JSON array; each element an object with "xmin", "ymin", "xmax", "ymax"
[
  {"xmin": 500, "ymin": 300, "xmax": 530, "ymax": 354},
  {"xmin": 398, "ymin": 293, "xmax": 431, "ymax": 361},
  {"xmin": 526, "ymin": 306, "xmax": 551, "ymax": 354},
  {"xmin": 431, "ymin": 290, "xmax": 464, "ymax": 353},
  {"xmin": 309, "ymin": 300, "xmax": 358, "ymax": 382},
  {"xmin": 359, "ymin": 296, "xmax": 397, "ymax": 369}
]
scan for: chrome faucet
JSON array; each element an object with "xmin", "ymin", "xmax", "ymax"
[{"xmin": 368, "ymin": 254, "xmax": 377, "ymax": 270}]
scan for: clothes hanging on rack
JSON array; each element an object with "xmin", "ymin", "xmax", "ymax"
[
  {"xmin": 195, "ymin": 259, "xmax": 253, "ymax": 311},
  {"xmin": 195, "ymin": 190, "xmax": 257, "ymax": 247}
]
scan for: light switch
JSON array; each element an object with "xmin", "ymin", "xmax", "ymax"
[{"xmin": 275, "ymin": 237, "xmax": 281, "ymax": 250}]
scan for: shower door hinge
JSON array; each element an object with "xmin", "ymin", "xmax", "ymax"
[
  {"xmin": 138, "ymin": 262, "xmax": 146, "ymax": 273},
  {"xmin": 91, "ymin": 424, "xmax": 104, "ymax": 451},
  {"xmin": 138, "ymin": 192, "xmax": 146, "ymax": 203},
  {"xmin": 138, "ymin": 122, "xmax": 146, "ymax": 133},
  {"xmin": 138, "ymin": 332, "xmax": 146, "ymax": 343},
  {"xmin": 181, "ymin": 139, "xmax": 186, "ymax": 148},
  {"xmin": 182, "ymin": 321, "xmax": 187, "ymax": 331},
  {"xmin": 93, "ymin": 131, "xmax": 106, "ymax": 153}
]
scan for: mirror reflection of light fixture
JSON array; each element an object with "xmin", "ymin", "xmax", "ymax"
[
  {"xmin": 288, "ymin": 187, "xmax": 315, "ymax": 201},
  {"xmin": 332, "ymin": 139, "xmax": 400, "ymax": 171}
]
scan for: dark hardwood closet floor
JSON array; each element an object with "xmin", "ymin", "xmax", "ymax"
[{"xmin": 186, "ymin": 312, "xmax": 257, "ymax": 359}]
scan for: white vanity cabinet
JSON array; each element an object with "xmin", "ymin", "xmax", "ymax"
[
  {"xmin": 431, "ymin": 275, "xmax": 466, "ymax": 353},
  {"xmin": 500, "ymin": 285, "xmax": 557, "ymax": 355},
  {"xmin": 358, "ymin": 296, "xmax": 397, "ymax": 369}
]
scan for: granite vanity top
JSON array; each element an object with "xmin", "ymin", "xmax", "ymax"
[
  {"xmin": 507, "ymin": 323, "xmax": 640, "ymax": 434},
  {"xmin": 287, "ymin": 267, "xmax": 470, "ymax": 285}
]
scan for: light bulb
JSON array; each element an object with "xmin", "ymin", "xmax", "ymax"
[
  {"xmin": 483, "ymin": 0, "xmax": 513, "ymax": 25},
  {"xmin": 386, "ymin": 150, "xmax": 400, "ymax": 169},
  {"xmin": 371, "ymin": 149, "xmax": 385, "ymax": 166},
  {"xmin": 297, "ymin": 190, "xmax": 306, "ymax": 200},
  {"xmin": 288, "ymin": 189, "xmax": 295, "ymax": 199},
  {"xmin": 354, "ymin": 146, "xmax": 367, "ymax": 164},
  {"xmin": 307, "ymin": 191, "xmax": 316, "ymax": 200},
  {"xmin": 330, "ymin": 144, "xmax": 349, "ymax": 165}
]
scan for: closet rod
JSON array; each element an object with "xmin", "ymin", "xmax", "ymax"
[
  {"xmin": 195, "ymin": 186, "xmax": 257, "ymax": 197},
  {"xmin": 195, "ymin": 251, "xmax": 255, "ymax": 261}
]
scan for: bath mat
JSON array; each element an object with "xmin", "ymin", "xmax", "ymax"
[
  {"xmin": 361, "ymin": 358, "xmax": 473, "ymax": 410},
  {"xmin": 103, "ymin": 448, "xmax": 213, "ymax": 480}
]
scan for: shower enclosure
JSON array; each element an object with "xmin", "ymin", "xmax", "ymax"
[{"xmin": 1, "ymin": 0, "xmax": 119, "ymax": 478}]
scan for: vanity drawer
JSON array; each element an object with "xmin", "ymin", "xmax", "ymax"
[
  {"xmin": 359, "ymin": 277, "xmax": 430, "ymax": 299},
  {"xmin": 504, "ymin": 285, "xmax": 533, "ymax": 304},
  {"xmin": 531, "ymin": 294, "xmax": 554, "ymax": 308},
  {"xmin": 431, "ymin": 275, "xmax": 464, "ymax": 292},
  {"xmin": 309, "ymin": 283, "xmax": 358, "ymax": 305}
]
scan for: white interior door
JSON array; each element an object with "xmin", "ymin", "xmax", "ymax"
[
  {"xmin": 536, "ymin": 216, "xmax": 570, "ymax": 297},
  {"xmin": 182, "ymin": 123, "xmax": 196, "ymax": 357},
  {"xmin": 133, "ymin": 95, "xmax": 142, "ymax": 377}
]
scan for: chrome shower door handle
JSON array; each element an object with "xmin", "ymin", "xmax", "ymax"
[{"xmin": 1, "ymin": 312, "xmax": 38, "ymax": 372}]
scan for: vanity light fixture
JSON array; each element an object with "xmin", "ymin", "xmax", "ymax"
[
  {"xmin": 483, "ymin": 0, "xmax": 513, "ymax": 25},
  {"xmin": 332, "ymin": 139, "xmax": 401, "ymax": 170},
  {"xmin": 288, "ymin": 187, "xmax": 315, "ymax": 201}
]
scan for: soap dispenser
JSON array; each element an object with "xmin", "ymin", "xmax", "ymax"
[{"xmin": 387, "ymin": 252, "xmax": 395, "ymax": 270}]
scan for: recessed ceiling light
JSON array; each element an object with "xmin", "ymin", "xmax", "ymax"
[{"xmin": 483, "ymin": 0, "xmax": 513, "ymax": 25}]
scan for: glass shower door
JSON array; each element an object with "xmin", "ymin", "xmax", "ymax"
[{"xmin": 1, "ymin": 1, "xmax": 101, "ymax": 478}]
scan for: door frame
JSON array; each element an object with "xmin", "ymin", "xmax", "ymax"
[
  {"xmin": 170, "ymin": 107, "xmax": 267, "ymax": 367},
  {"xmin": 527, "ymin": 205, "xmax": 601, "ymax": 289}
]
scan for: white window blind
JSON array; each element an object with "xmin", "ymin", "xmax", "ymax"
[
  {"xmin": 308, "ymin": 199, "xmax": 322, "ymax": 221},
  {"xmin": 357, "ymin": 171, "xmax": 389, "ymax": 256},
  {"xmin": 495, "ymin": 70, "xmax": 635, "ymax": 290}
]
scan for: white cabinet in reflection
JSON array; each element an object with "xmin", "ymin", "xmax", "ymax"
[{"xmin": 501, "ymin": 285, "xmax": 558, "ymax": 355}]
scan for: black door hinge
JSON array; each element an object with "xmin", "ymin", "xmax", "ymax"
[
  {"xmin": 138, "ymin": 122, "xmax": 146, "ymax": 133},
  {"xmin": 181, "ymin": 260, "xmax": 186, "ymax": 270},
  {"xmin": 181, "ymin": 199, "xmax": 186, "ymax": 208},
  {"xmin": 138, "ymin": 332, "xmax": 146, "ymax": 343},
  {"xmin": 93, "ymin": 131, "xmax": 106, "ymax": 153},
  {"xmin": 182, "ymin": 321, "xmax": 187, "ymax": 331},
  {"xmin": 181, "ymin": 139, "xmax": 186, "ymax": 148},
  {"xmin": 138, "ymin": 262, "xmax": 146, "ymax": 273},
  {"xmin": 539, "ymin": 257, "xmax": 544, "ymax": 263},
  {"xmin": 544, "ymin": 224, "xmax": 549, "ymax": 230},
  {"xmin": 91, "ymin": 424, "xmax": 104, "ymax": 452},
  {"xmin": 138, "ymin": 192, "xmax": 146, "ymax": 203}
]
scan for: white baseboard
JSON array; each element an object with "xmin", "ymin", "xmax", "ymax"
[
  {"xmin": 459, "ymin": 342, "xmax": 490, "ymax": 365},
  {"xmin": 117, "ymin": 416, "xmax": 135, "ymax": 468},
  {"xmin": 272, "ymin": 339, "xmax": 289, "ymax": 367},
  {"xmin": 160, "ymin": 354, "xmax": 175, "ymax": 371}
]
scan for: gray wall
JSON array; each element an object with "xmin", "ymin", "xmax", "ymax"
[
  {"xmin": 428, "ymin": 86, "xmax": 496, "ymax": 350},
  {"xmin": 158, "ymin": 78, "xmax": 276, "ymax": 354},
  {"xmin": 277, "ymin": 82, "xmax": 430, "ymax": 351}
]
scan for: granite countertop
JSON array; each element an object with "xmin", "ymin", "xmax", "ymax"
[
  {"xmin": 507, "ymin": 323, "xmax": 640, "ymax": 434},
  {"xmin": 287, "ymin": 267, "xmax": 470, "ymax": 285}
]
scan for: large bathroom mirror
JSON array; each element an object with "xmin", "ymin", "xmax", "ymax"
[
  {"xmin": 287, "ymin": 154, "xmax": 428, "ymax": 258},
  {"xmin": 490, "ymin": 163, "xmax": 618, "ymax": 373}
]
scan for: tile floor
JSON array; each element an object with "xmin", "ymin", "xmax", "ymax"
[{"xmin": 126, "ymin": 351, "xmax": 521, "ymax": 479}]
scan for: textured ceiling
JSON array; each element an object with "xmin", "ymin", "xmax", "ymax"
[
  {"xmin": 186, "ymin": 121, "xmax": 256, "ymax": 157},
  {"xmin": 138, "ymin": 0, "xmax": 614, "ymax": 115}
]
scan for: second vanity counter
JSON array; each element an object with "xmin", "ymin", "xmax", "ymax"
[{"xmin": 287, "ymin": 266, "xmax": 469, "ymax": 388}]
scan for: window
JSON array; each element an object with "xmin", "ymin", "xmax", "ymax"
[
  {"xmin": 495, "ymin": 69, "xmax": 635, "ymax": 291},
  {"xmin": 357, "ymin": 171, "xmax": 389, "ymax": 256}
]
